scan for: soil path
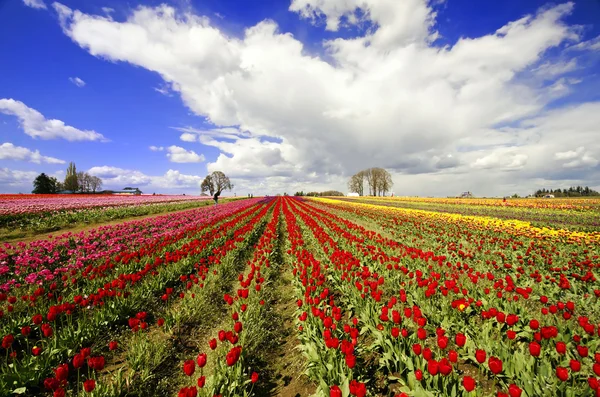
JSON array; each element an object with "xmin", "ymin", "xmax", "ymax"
[{"xmin": 257, "ymin": 270, "xmax": 316, "ymax": 397}]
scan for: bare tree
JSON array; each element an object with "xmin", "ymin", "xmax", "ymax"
[
  {"xmin": 201, "ymin": 171, "xmax": 234, "ymax": 196},
  {"xmin": 90, "ymin": 176, "xmax": 103, "ymax": 193},
  {"xmin": 353, "ymin": 168, "xmax": 393, "ymax": 196},
  {"xmin": 348, "ymin": 171, "xmax": 366, "ymax": 196}
]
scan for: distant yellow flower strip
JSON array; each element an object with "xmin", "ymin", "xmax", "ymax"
[
  {"xmin": 312, "ymin": 197, "xmax": 600, "ymax": 244},
  {"xmin": 347, "ymin": 195, "xmax": 600, "ymax": 212}
]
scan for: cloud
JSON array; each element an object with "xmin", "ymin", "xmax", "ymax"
[
  {"xmin": 101, "ymin": 7, "xmax": 114, "ymax": 15},
  {"xmin": 51, "ymin": 1, "xmax": 600, "ymax": 196},
  {"xmin": 471, "ymin": 148, "xmax": 528, "ymax": 171},
  {"xmin": 87, "ymin": 165, "xmax": 203, "ymax": 190},
  {"xmin": 166, "ymin": 145, "xmax": 205, "ymax": 163},
  {"xmin": 0, "ymin": 98, "xmax": 107, "ymax": 141},
  {"xmin": 154, "ymin": 84, "xmax": 172, "ymax": 96},
  {"xmin": 149, "ymin": 145, "xmax": 164, "ymax": 151},
  {"xmin": 69, "ymin": 77, "xmax": 86, "ymax": 87},
  {"xmin": 23, "ymin": 0, "xmax": 46, "ymax": 10},
  {"xmin": 0, "ymin": 142, "xmax": 65, "ymax": 164},
  {"xmin": 289, "ymin": 0, "xmax": 438, "ymax": 45},
  {"xmin": 555, "ymin": 147, "xmax": 598, "ymax": 169},
  {"xmin": 0, "ymin": 168, "xmax": 39, "ymax": 188},
  {"xmin": 570, "ymin": 35, "xmax": 600, "ymax": 52},
  {"xmin": 173, "ymin": 127, "xmax": 249, "ymax": 141},
  {"xmin": 179, "ymin": 133, "xmax": 197, "ymax": 142}
]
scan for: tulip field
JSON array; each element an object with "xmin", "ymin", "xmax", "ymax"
[
  {"xmin": 1, "ymin": 196, "xmax": 599, "ymax": 396},
  {"xmin": 0, "ymin": 194, "xmax": 214, "ymax": 241}
]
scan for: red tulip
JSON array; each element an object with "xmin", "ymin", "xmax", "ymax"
[
  {"xmin": 448, "ymin": 350, "xmax": 458, "ymax": 363},
  {"xmin": 570, "ymin": 360, "xmax": 581, "ymax": 372},
  {"xmin": 41, "ymin": 323, "xmax": 53, "ymax": 337},
  {"xmin": 234, "ymin": 322, "xmax": 243, "ymax": 333},
  {"xmin": 197, "ymin": 376, "xmax": 206, "ymax": 388},
  {"xmin": 475, "ymin": 349, "xmax": 486, "ymax": 364},
  {"xmin": 346, "ymin": 354, "xmax": 356, "ymax": 368},
  {"xmin": 330, "ymin": 385, "xmax": 342, "ymax": 397},
  {"xmin": 209, "ymin": 338, "xmax": 217, "ymax": 350},
  {"xmin": 73, "ymin": 353, "xmax": 84, "ymax": 369},
  {"xmin": 488, "ymin": 357, "xmax": 503, "ymax": 374},
  {"xmin": 44, "ymin": 378, "xmax": 60, "ymax": 391},
  {"xmin": 183, "ymin": 359, "xmax": 195, "ymax": 376},
  {"xmin": 463, "ymin": 376, "xmax": 476, "ymax": 392},
  {"xmin": 411, "ymin": 342, "xmax": 427, "ymax": 360},
  {"xmin": 417, "ymin": 328, "xmax": 427, "ymax": 340},
  {"xmin": 412, "ymin": 344, "xmax": 422, "ymax": 355},
  {"xmin": 109, "ymin": 341, "xmax": 118, "ymax": 351},
  {"xmin": 593, "ymin": 363, "xmax": 600, "ymax": 377},
  {"xmin": 529, "ymin": 319, "xmax": 539, "ymax": 330},
  {"xmin": 80, "ymin": 347, "xmax": 91, "ymax": 358},
  {"xmin": 88, "ymin": 356, "xmax": 105, "ymax": 371},
  {"xmin": 415, "ymin": 369, "xmax": 423, "ymax": 381},
  {"xmin": 508, "ymin": 384, "xmax": 522, "ymax": 397},
  {"xmin": 55, "ymin": 364, "xmax": 69, "ymax": 381},
  {"xmin": 437, "ymin": 336, "xmax": 449, "ymax": 349},
  {"xmin": 83, "ymin": 379, "xmax": 96, "ymax": 393},
  {"xmin": 32, "ymin": 346, "xmax": 42, "ymax": 356},
  {"xmin": 197, "ymin": 353, "xmax": 207, "ymax": 368},
  {"xmin": 529, "ymin": 342, "xmax": 541, "ymax": 357},
  {"xmin": 427, "ymin": 360, "xmax": 439, "ymax": 376},
  {"xmin": 455, "ymin": 333, "xmax": 466, "ymax": 347},
  {"xmin": 577, "ymin": 345, "xmax": 589, "ymax": 358},
  {"xmin": 2, "ymin": 334, "xmax": 14, "ymax": 349},
  {"xmin": 556, "ymin": 342, "xmax": 566, "ymax": 355},
  {"xmin": 54, "ymin": 389, "xmax": 66, "ymax": 397},
  {"xmin": 556, "ymin": 367, "xmax": 569, "ymax": 381},
  {"xmin": 438, "ymin": 358, "xmax": 452, "ymax": 375},
  {"xmin": 251, "ymin": 372, "xmax": 259, "ymax": 383}
]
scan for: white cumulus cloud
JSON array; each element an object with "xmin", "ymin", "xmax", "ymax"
[
  {"xmin": 0, "ymin": 142, "xmax": 65, "ymax": 164},
  {"xmin": 0, "ymin": 98, "xmax": 107, "ymax": 142},
  {"xmin": 166, "ymin": 145, "xmax": 206, "ymax": 163},
  {"xmin": 87, "ymin": 165, "xmax": 203, "ymax": 190}
]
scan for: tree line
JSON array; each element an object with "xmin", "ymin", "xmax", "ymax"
[
  {"xmin": 534, "ymin": 186, "xmax": 599, "ymax": 197},
  {"xmin": 348, "ymin": 168, "xmax": 393, "ymax": 196},
  {"xmin": 32, "ymin": 162, "xmax": 103, "ymax": 194},
  {"xmin": 294, "ymin": 190, "xmax": 344, "ymax": 197}
]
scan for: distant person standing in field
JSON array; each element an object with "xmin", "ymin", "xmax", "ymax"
[{"xmin": 213, "ymin": 190, "xmax": 221, "ymax": 205}]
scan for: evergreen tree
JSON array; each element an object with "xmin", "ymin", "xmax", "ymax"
[{"xmin": 32, "ymin": 173, "xmax": 58, "ymax": 194}]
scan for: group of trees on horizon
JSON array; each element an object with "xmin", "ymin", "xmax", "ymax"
[
  {"xmin": 348, "ymin": 168, "xmax": 393, "ymax": 196},
  {"xmin": 32, "ymin": 162, "xmax": 103, "ymax": 194},
  {"xmin": 534, "ymin": 186, "xmax": 599, "ymax": 197},
  {"xmin": 294, "ymin": 190, "xmax": 344, "ymax": 197}
]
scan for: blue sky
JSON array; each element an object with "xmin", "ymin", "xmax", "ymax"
[{"xmin": 1, "ymin": 0, "xmax": 599, "ymax": 196}]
